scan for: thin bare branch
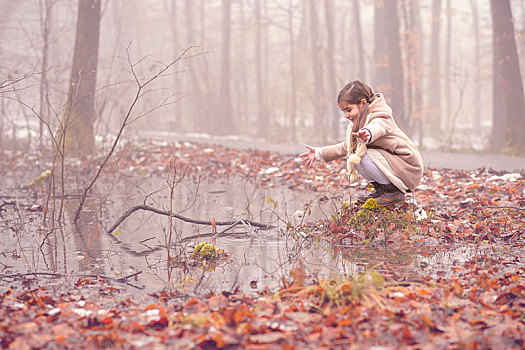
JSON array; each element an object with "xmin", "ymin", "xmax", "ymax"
[{"xmin": 106, "ymin": 204, "xmax": 275, "ymax": 235}]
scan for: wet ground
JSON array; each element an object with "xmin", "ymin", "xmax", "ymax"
[
  {"xmin": 0, "ymin": 170, "xmax": 520, "ymax": 299},
  {"xmin": 0, "ymin": 136, "xmax": 523, "ymax": 299}
]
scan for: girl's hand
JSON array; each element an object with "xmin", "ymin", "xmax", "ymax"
[
  {"xmin": 299, "ymin": 144, "xmax": 316, "ymax": 168},
  {"xmin": 352, "ymin": 128, "xmax": 371, "ymax": 143}
]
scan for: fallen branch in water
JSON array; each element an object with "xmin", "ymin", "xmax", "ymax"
[{"xmin": 107, "ymin": 205, "xmax": 275, "ymax": 234}]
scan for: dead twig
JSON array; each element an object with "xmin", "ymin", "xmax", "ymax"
[
  {"xmin": 0, "ymin": 201, "xmax": 16, "ymax": 211},
  {"xmin": 106, "ymin": 205, "xmax": 274, "ymax": 235},
  {"xmin": 484, "ymin": 205, "xmax": 525, "ymax": 211},
  {"xmin": 215, "ymin": 220, "xmax": 243, "ymax": 236}
]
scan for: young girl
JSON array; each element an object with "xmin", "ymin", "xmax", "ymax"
[{"xmin": 299, "ymin": 80, "xmax": 424, "ymax": 205}]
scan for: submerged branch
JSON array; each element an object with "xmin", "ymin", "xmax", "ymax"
[{"xmin": 106, "ymin": 205, "xmax": 275, "ymax": 235}]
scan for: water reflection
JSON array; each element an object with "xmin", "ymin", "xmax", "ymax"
[{"xmin": 0, "ymin": 174, "xmax": 509, "ymax": 295}]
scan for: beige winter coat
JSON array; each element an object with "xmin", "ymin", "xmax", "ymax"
[{"xmin": 320, "ymin": 94, "xmax": 424, "ymax": 193}]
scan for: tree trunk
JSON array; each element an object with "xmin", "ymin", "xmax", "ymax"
[
  {"xmin": 401, "ymin": 0, "xmax": 412, "ymax": 128},
  {"xmin": 263, "ymin": 0, "xmax": 271, "ymax": 131},
  {"xmin": 384, "ymin": 0, "xmax": 406, "ymax": 130},
  {"xmin": 471, "ymin": 0, "xmax": 481, "ymax": 128},
  {"xmin": 490, "ymin": 0, "xmax": 525, "ymax": 152},
  {"xmin": 255, "ymin": 0, "xmax": 268, "ymax": 138},
  {"xmin": 309, "ymin": 0, "xmax": 325, "ymax": 140},
  {"xmin": 444, "ymin": 0, "xmax": 452, "ymax": 131},
  {"xmin": 374, "ymin": 0, "xmax": 390, "ymax": 92},
  {"xmin": 217, "ymin": 0, "xmax": 234, "ymax": 135},
  {"xmin": 65, "ymin": 0, "xmax": 101, "ymax": 156},
  {"xmin": 38, "ymin": 0, "xmax": 54, "ymax": 149},
  {"xmin": 184, "ymin": 0, "xmax": 198, "ymax": 132},
  {"xmin": 288, "ymin": 0, "xmax": 297, "ymax": 141},
  {"xmin": 236, "ymin": 0, "xmax": 247, "ymax": 129},
  {"xmin": 409, "ymin": 0, "xmax": 424, "ymax": 145},
  {"xmin": 169, "ymin": 0, "xmax": 181, "ymax": 129},
  {"xmin": 427, "ymin": 0, "xmax": 442, "ymax": 137},
  {"xmin": 353, "ymin": 0, "xmax": 366, "ymax": 81},
  {"xmin": 325, "ymin": 0, "xmax": 338, "ymax": 139}
]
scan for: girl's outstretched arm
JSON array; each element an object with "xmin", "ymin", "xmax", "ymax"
[{"xmin": 299, "ymin": 144, "xmax": 318, "ymax": 168}]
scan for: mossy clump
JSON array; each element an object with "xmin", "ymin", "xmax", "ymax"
[
  {"xmin": 347, "ymin": 198, "xmax": 385, "ymax": 230},
  {"xmin": 326, "ymin": 198, "xmax": 426, "ymax": 242},
  {"xmin": 360, "ymin": 198, "xmax": 378, "ymax": 210},
  {"xmin": 192, "ymin": 241, "xmax": 219, "ymax": 260}
]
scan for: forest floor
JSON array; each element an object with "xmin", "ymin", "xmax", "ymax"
[{"xmin": 0, "ymin": 138, "xmax": 524, "ymax": 349}]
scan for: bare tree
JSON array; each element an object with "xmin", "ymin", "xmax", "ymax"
[
  {"xmin": 168, "ymin": 0, "xmax": 182, "ymax": 128},
  {"xmin": 427, "ymin": 0, "xmax": 442, "ymax": 137},
  {"xmin": 374, "ymin": 0, "xmax": 389, "ymax": 92},
  {"xmin": 490, "ymin": 0, "xmax": 525, "ymax": 152},
  {"xmin": 444, "ymin": 0, "xmax": 452, "ymax": 131},
  {"xmin": 470, "ymin": 0, "xmax": 481, "ymax": 127},
  {"xmin": 65, "ymin": 0, "xmax": 101, "ymax": 156},
  {"xmin": 374, "ymin": 0, "xmax": 406, "ymax": 130},
  {"xmin": 255, "ymin": 0, "xmax": 268, "ymax": 138},
  {"xmin": 74, "ymin": 45, "xmax": 193, "ymax": 224},
  {"xmin": 309, "ymin": 0, "xmax": 326, "ymax": 140},
  {"xmin": 217, "ymin": 0, "xmax": 234, "ymax": 135},
  {"xmin": 409, "ymin": 0, "xmax": 424, "ymax": 144},
  {"xmin": 287, "ymin": 0, "xmax": 298, "ymax": 141},
  {"xmin": 38, "ymin": 0, "xmax": 57, "ymax": 149},
  {"xmin": 325, "ymin": 0, "xmax": 338, "ymax": 139},
  {"xmin": 401, "ymin": 0, "xmax": 424, "ymax": 140},
  {"xmin": 384, "ymin": 0, "xmax": 406, "ymax": 130},
  {"xmin": 353, "ymin": 0, "xmax": 366, "ymax": 81}
]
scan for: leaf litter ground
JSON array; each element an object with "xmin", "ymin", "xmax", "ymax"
[{"xmin": 0, "ymin": 139, "xmax": 523, "ymax": 349}]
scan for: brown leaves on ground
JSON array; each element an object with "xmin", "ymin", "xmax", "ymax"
[
  {"xmin": 1, "ymin": 139, "xmax": 524, "ymax": 348},
  {"xmin": 1, "ymin": 257, "xmax": 523, "ymax": 349}
]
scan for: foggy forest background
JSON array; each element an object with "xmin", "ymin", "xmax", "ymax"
[{"xmin": 1, "ymin": 0, "xmax": 524, "ymax": 156}]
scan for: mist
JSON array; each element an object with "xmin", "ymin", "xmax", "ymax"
[{"xmin": 1, "ymin": 0, "xmax": 524, "ymax": 154}]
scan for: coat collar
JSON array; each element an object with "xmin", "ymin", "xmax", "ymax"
[{"xmin": 367, "ymin": 93, "xmax": 392, "ymax": 116}]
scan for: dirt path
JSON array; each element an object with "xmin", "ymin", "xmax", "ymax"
[{"xmin": 138, "ymin": 131, "xmax": 525, "ymax": 172}]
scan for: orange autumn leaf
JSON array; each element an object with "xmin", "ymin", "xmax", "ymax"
[
  {"xmin": 55, "ymin": 335, "xmax": 66, "ymax": 343},
  {"xmin": 421, "ymin": 315, "xmax": 435, "ymax": 328},
  {"xmin": 417, "ymin": 288, "xmax": 431, "ymax": 296}
]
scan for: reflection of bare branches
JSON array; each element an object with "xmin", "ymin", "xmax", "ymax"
[
  {"xmin": 242, "ymin": 149, "xmax": 261, "ymax": 218},
  {"xmin": 181, "ymin": 230, "xmax": 247, "ymax": 243},
  {"xmin": 0, "ymin": 271, "xmax": 144, "ymax": 289},
  {"xmin": 192, "ymin": 268, "xmax": 207, "ymax": 294}
]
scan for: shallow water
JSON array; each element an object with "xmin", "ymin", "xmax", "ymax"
[{"xmin": 0, "ymin": 173, "xmax": 518, "ymax": 296}]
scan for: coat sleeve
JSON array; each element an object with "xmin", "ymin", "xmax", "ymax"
[
  {"xmin": 364, "ymin": 113, "xmax": 394, "ymax": 144},
  {"xmin": 320, "ymin": 141, "xmax": 347, "ymax": 162}
]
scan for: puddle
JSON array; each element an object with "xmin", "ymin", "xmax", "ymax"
[{"xmin": 0, "ymin": 173, "xmax": 520, "ymax": 296}]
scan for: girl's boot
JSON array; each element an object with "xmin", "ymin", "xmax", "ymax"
[{"xmin": 375, "ymin": 184, "xmax": 405, "ymax": 206}]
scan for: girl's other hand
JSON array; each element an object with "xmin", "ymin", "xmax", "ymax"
[
  {"xmin": 299, "ymin": 144, "xmax": 316, "ymax": 168},
  {"xmin": 352, "ymin": 129, "xmax": 371, "ymax": 143}
]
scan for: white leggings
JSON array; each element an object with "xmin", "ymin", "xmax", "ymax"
[{"xmin": 354, "ymin": 153, "xmax": 391, "ymax": 184}]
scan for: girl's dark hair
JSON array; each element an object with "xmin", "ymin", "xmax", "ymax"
[
  {"xmin": 337, "ymin": 80, "xmax": 374, "ymax": 105},
  {"xmin": 338, "ymin": 80, "xmax": 375, "ymax": 151}
]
